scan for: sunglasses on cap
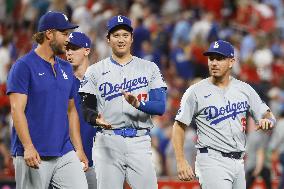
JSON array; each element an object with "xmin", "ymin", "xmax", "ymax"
[
  {"xmin": 66, "ymin": 43, "xmax": 82, "ymax": 51},
  {"xmin": 208, "ymin": 55, "xmax": 228, "ymax": 61}
]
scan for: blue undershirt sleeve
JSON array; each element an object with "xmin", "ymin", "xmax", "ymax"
[{"xmin": 137, "ymin": 87, "xmax": 166, "ymax": 115}]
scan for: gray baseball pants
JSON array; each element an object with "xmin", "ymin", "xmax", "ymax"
[
  {"xmin": 195, "ymin": 148, "xmax": 245, "ymax": 189},
  {"xmin": 93, "ymin": 132, "xmax": 158, "ymax": 189},
  {"xmin": 13, "ymin": 150, "xmax": 88, "ymax": 189}
]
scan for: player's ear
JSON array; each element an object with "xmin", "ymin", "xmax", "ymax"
[
  {"xmin": 131, "ymin": 33, "xmax": 134, "ymax": 43},
  {"xmin": 229, "ymin": 57, "xmax": 235, "ymax": 68},
  {"xmin": 84, "ymin": 48, "xmax": 90, "ymax": 56},
  {"xmin": 45, "ymin": 29, "xmax": 54, "ymax": 41},
  {"xmin": 106, "ymin": 34, "xmax": 110, "ymax": 43}
]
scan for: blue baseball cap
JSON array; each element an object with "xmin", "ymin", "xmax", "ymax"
[
  {"xmin": 107, "ymin": 15, "xmax": 133, "ymax": 33},
  {"xmin": 38, "ymin": 11, "xmax": 78, "ymax": 32},
  {"xmin": 67, "ymin": 32, "xmax": 91, "ymax": 49},
  {"xmin": 203, "ymin": 40, "xmax": 234, "ymax": 58}
]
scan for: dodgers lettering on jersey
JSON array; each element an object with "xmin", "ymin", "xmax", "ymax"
[
  {"xmin": 176, "ymin": 78, "xmax": 269, "ymax": 153},
  {"xmin": 204, "ymin": 100, "xmax": 250, "ymax": 125},
  {"xmin": 99, "ymin": 77, "xmax": 148, "ymax": 101},
  {"xmin": 79, "ymin": 56, "xmax": 167, "ymax": 129}
]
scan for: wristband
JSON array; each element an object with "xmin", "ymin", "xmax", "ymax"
[{"xmin": 268, "ymin": 118, "xmax": 276, "ymax": 126}]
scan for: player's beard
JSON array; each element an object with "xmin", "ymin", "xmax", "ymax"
[{"xmin": 50, "ymin": 39, "xmax": 65, "ymax": 55}]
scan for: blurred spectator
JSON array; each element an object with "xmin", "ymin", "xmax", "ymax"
[
  {"xmin": 48, "ymin": 0, "xmax": 73, "ymax": 19},
  {"xmin": 72, "ymin": 2, "xmax": 93, "ymax": 34},
  {"xmin": 171, "ymin": 10, "xmax": 191, "ymax": 48},
  {"xmin": 170, "ymin": 39, "xmax": 194, "ymax": 81},
  {"xmin": 252, "ymin": 34, "xmax": 273, "ymax": 82},
  {"xmin": 189, "ymin": 12, "xmax": 214, "ymax": 43},
  {"xmin": 132, "ymin": 17, "xmax": 150, "ymax": 56},
  {"xmin": 240, "ymin": 31, "xmax": 256, "ymax": 62},
  {"xmin": 137, "ymin": 40, "xmax": 161, "ymax": 69},
  {"xmin": 269, "ymin": 111, "xmax": 284, "ymax": 189},
  {"xmin": 0, "ymin": 36, "xmax": 11, "ymax": 84},
  {"xmin": 165, "ymin": 127, "xmax": 196, "ymax": 178},
  {"xmin": 246, "ymin": 123, "xmax": 272, "ymax": 189},
  {"xmin": 190, "ymin": 34, "xmax": 208, "ymax": 78}
]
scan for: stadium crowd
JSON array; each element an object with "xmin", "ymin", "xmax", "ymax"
[{"xmin": 0, "ymin": 0, "xmax": 284, "ymax": 188}]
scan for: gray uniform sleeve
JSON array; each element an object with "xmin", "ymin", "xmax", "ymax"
[
  {"xmin": 175, "ymin": 87, "xmax": 197, "ymax": 126},
  {"xmin": 79, "ymin": 67, "xmax": 97, "ymax": 95},
  {"xmin": 247, "ymin": 85, "xmax": 270, "ymax": 123},
  {"xmin": 149, "ymin": 63, "xmax": 167, "ymax": 89}
]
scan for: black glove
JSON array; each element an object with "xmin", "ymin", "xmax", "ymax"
[{"xmin": 79, "ymin": 92, "xmax": 98, "ymax": 125}]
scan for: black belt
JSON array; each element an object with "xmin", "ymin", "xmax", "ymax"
[
  {"xmin": 199, "ymin": 147, "xmax": 243, "ymax": 159},
  {"xmin": 40, "ymin": 156, "xmax": 57, "ymax": 160}
]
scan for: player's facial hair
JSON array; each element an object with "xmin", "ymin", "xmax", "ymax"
[{"xmin": 50, "ymin": 38, "xmax": 65, "ymax": 55}]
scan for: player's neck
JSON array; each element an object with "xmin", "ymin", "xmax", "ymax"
[
  {"xmin": 111, "ymin": 54, "xmax": 132, "ymax": 65},
  {"xmin": 210, "ymin": 75, "xmax": 232, "ymax": 88},
  {"xmin": 34, "ymin": 44, "xmax": 56, "ymax": 65},
  {"xmin": 73, "ymin": 59, "xmax": 89, "ymax": 80}
]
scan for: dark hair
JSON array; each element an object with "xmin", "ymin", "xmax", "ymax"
[
  {"xmin": 107, "ymin": 25, "xmax": 133, "ymax": 39},
  {"xmin": 33, "ymin": 32, "xmax": 45, "ymax": 44},
  {"xmin": 32, "ymin": 32, "xmax": 45, "ymax": 44}
]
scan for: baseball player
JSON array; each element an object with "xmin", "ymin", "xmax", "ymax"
[
  {"xmin": 172, "ymin": 40, "xmax": 276, "ymax": 189},
  {"xmin": 79, "ymin": 15, "xmax": 167, "ymax": 189},
  {"xmin": 7, "ymin": 11, "xmax": 88, "ymax": 189},
  {"xmin": 66, "ymin": 31, "xmax": 98, "ymax": 189}
]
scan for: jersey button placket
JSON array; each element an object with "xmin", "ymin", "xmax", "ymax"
[{"xmin": 121, "ymin": 67, "xmax": 127, "ymax": 126}]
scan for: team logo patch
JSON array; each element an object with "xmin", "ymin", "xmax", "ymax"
[
  {"xmin": 60, "ymin": 69, "xmax": 68, "ymax": 80},
  {"xmin": 63, "ymin": 14, "xmax": 68, "ymax": 21},
  {"xmin": 213, "ymin": 42, "xmax": 219, "ymax": 48},
  {"xmin": 118, "ymin": 16, "xmax": 123, "ymax": 23}
]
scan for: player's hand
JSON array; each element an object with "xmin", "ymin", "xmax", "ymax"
[
  {"xmin": 176, "ymin": 158, "xmax": 195, "ymax": 181},
  {"xmin": 24, "ymin": 145, "xmax": 41, "ymax": 169},
  {"xmin": 271, "ymin": 150, "xmax": 279, "ymax": 162},
  {"xmin": 252, "ymin": 167, "xmax": 262, "ymax": 177},
  {"xmin": 76, "ymin": 149, "xmax": 89, "ymax": 172},
  {"xmin": 256, "ymin": 118, "xmax": 275, "ymax": 131},
  {"xmin": 96, "ymin": 114, "xmax": 112, "ymax": 129},
  {"xmin": 121, "ymin": 90, "xmax": 140, "ymax": 108}
]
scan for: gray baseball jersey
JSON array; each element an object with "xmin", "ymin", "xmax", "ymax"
[
  {"xmin": 79, "ymin": 56, "xmax": 167, "ymax": 129},
  {"xmin": 176, "ymin": 77, "xmax": 269, "ymax": 153}
]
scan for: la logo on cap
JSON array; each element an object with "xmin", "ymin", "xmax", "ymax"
[
  {"xmin": 213, "ymin": 42, "xmax": 219, "ymax": 48},
  {"xmin": 63, "ymin": 14, "xmax": 68, "ymax": 21},
  {"xmin": 118, "ymin": 16, "xmax": 123, "ymax": 23}
]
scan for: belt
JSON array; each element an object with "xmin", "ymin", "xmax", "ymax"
[
  {"xmin": 101, "ymin": 128, "xmax": 150, "ymax": 138},
  {"xmin": 199, "ymin": 147, "xmax": 243, "ymax": 159}
]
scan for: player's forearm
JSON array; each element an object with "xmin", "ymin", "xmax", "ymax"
[
  {"xmin": 68, "ymin": 101, "xmax": 84, "ymax": 151},
  {"xmin": 137, "ymin": 100, "xmax": 165, "ymax": 115},
  {"xmin": 137, "ymin": 88, "xmax": 166, "ymax": 115},
  {"xmin": 10, "ymin": 95, "xmax": 34, "ymax": 149},
  {"xmin": 11, "ymin": 109, "xmax": 34, "ymax": 149},
  {"xmin": 172, "ymin": 121, "xmax": 187, "ymax": 161},
  {"xmin": 255, "ymin": 148, "xmax": 265, "ymax": 172}
]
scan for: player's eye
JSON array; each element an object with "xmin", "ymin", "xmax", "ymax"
[{"xmin": 209, "ymin": 56, "xmax": 226, "ymax": 61}]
